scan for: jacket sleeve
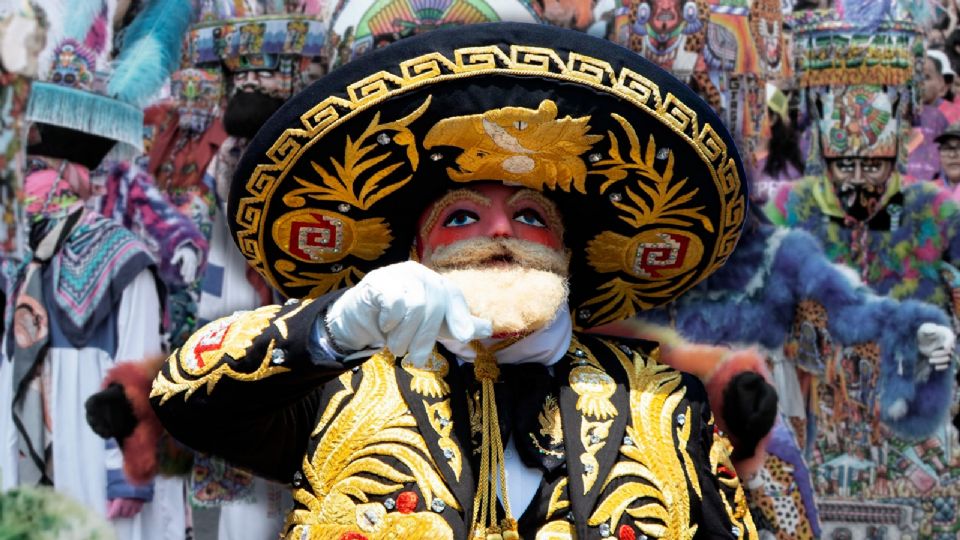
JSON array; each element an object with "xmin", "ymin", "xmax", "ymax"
[{"xmin": 149, "ymin": 290, "xmax": 350, "ymax": 483}]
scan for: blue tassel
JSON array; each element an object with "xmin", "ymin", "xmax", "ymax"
[{"xmin": 25, "ymin": 82, "xmax": 143, "ymax": 153}]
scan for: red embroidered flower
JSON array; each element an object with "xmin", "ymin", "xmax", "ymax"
[
  {"xmin": 396, "ymin": 491, "xmax": 419, "ymax": 514},
  {"xmin": 718, "ymin": 464, "xmax": 737, "ymax": 479},
  {"xmin": 618, "ymin": 524, "xmax": 636, "ymax": 540},
  {"xmin": 339, "ymin": 533, "xmax": 368, "ymax": 540}
]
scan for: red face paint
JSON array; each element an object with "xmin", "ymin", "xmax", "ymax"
[{"xmin": 418, "ymin": 183, "xmax": 563, "ymax": 257}]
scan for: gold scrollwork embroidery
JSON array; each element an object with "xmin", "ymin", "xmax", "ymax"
[
  {"xmin": 587, "ymin": 340, "xmax": 699, "ymax": 539},
  {"xmin": 709, "ymin": 424, "xmax": 757, "ymax": 537},
  {"xmin": 535, "ymin": 520, "xmax": 577, "ymax": 540},
  {"xmin": 545, "ymin": 478, "xmax": 570, "ymax": 521},
  {"xmin": 424, "ymin": 400, "xmax": 462, "ymax": 480},
  {"xmin": 286, "ymin": 351, "xmax": 458, "ymax": 538},
  {"xmin": 580, "ymin": 418, "xmax": 614, "ymax": 493},
  {"xmin": 152, "ymin": 338, "xmax": 290, "ymax": 403},
  {"xmin": 401, "ymin": 349, "xmax": 451, "ymax": 398}
]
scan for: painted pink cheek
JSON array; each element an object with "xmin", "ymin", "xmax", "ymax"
[
  {"xmin": 516, "ymin": 227, "xmax": 562, "ymax": 250},
  {"xmin": 427, "ymin": 226, "xmax": 478, "ymax": 248}
]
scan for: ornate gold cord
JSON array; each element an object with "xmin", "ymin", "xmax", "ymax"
[{"xmin": 469, "ymin": 339, "xmax": 522, "ymax": 540}]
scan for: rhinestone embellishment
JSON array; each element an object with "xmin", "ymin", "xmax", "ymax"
[
  {"xmin": 598, "ymin": 523, "xmax": 611, "ymax": 537},
  {"xmin": 656, "ymin": 147, "xmax": 670, "ymax": 160},
  {"xmin": 383, "ymin": 498, "xmax": 396, "ymax": 510},
  {"xmin": 609, "ymin": 192, "xmax": 622, "ymax": 203},
  {"xmin": 588, "ymin": 152, "xmax": 602, "ymax": 163},
  {"xmin": 677, "ymin": 413, "xmax": 686, "ymax": 426},
  {"xmin": 376, "ymin": 133, "xmax": 391, "ymax": 145},
  {"xmin": 338, "ymin": 203, "xmax": 351, "ymax": 213},
  {"xmin": 430, "ymin": 152, "xmax": 443, "ymax": 161},
  {"xmin": 431, "ymin": 499, "xmax": 446, "ymax": 512},
  {"xmin": 271, "ymin": 348, "xmax": 286, "ymax": 365}
]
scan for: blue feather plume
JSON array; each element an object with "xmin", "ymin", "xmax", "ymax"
[{"xmin": 107, "ymin": 0, "xmax": 193, "ymax": 106}]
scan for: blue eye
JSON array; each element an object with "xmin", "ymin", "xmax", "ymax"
[
  {"xmin": 443, "ymin": 210, "xmax": 478, "ymax": 227},
  {"xmin": 514, "ymin": 209, "xmax": 546, "ymax": 227}
]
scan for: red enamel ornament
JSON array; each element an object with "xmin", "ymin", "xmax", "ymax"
[
  {"xmin": 618, "ymin": 524, "xmax": 636, "ymax": 540},
  {"xmin": 339, "ymin": 533, "xmax": 368, "ymax": 540},
  {"xmin": 396, "ymin": 491, "xmax": 419, "ymax": 514}
]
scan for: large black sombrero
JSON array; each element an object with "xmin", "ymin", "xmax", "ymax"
[{"xmin": 229, "ymin": 22, "xmax": 747, "ymax": 328}]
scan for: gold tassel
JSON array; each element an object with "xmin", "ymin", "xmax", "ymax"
[{"xmin": 469, "ymin": 340, "xmax": 522, "ymax": 540}]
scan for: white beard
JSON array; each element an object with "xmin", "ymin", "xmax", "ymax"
[{"xmin": 439, "ymin": 266, "xmax": 569, "ymax": 335}]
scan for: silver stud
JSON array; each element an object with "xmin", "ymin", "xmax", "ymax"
[
  {"xmin": 284, "ymin": 297, "xmax": 299, "ymax": 306},
  {"xmin": 443, "ymin": 448, "xmax": 454, "ymax": 459},
  {"xmin": 338, "ymin": 203, "xmax": 351, "ymax": 213},
  {"xmin": 430, "ymin": 152, "xmax": 443, "ymax": 161},
  {"xmin": 589, "ymin": 433, "xmax": 601, "ymax": 445},
  {"xmin": 618, "ymin": 344, "xmax": 632, "ymax": 355},
  {"xmin": 377, "ymin": 133, "xmax": 391, "ymax": 145},
  {"xmin": 438, "ymin": 416, "xmax": 451, "ymax": 428},
  {"xmin": 598, "ymin": 523, "xmax": 611, "ymax": 537},
  {"xmin": 566, "ymin": 511, "xmax": 575, "ymax": 522},
  {"xmin": 623, "ymin": 435, "xmax": 635, "ymax": 446},
  {"xmin": 299, "ymin": 526, "xmax": 310, "ymax": 540},
  {"xmin": 331, "ymin": 263, "xmax": 343, "ymax": 272},
  {"xmin": 363, "ymin": 509, "xmax": 381, "ymax": 526},
  {"xmin": 577, "ymin": 308, "xmax": 592, "ymax": 320},
  {"xmin": 677, "ymin": 413, "xmax": 686, "ymax": 426},
  {"xmin": 292, "ymin": 471, "xmax": 303, "ymax": 487},
  {"xmin": 732, "ymin": 526, "xmax": 741, "ymax": 537},
  {"xmin": 384, "ymin": 497, "xmax": 396, "ymax": 510},
  {"xmin": 608, "ymin": 192, "xmax": 622, "ymax": 203},
  {"xmin": 574, "ymin": 349, "xmax": 586, "ymax": 358},
  {"xmin": 588, "ymin": 152, "xmax": 602, "ymax": 163},
  {"xmin": 639, "ymin": 534, "xmax": 648, "ymax": 540},
  {"xmin": 584, "ymin": 463, "xmax": 595, "ymax": 473},
  {"xmin": 656, "ymin": 147, "xmax": 669, "ymax": 160},
  {"xmin": 431, "ymin": 498, "xmax": 446, "ymax": 512},
  {"xmin": 271, "ymin": 348, "xmax": 286, "ymax": 365}
]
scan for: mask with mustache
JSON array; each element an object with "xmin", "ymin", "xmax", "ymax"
[
  {"xmin": 222, "ymin": 90, "xmax": 286, "ymax": 139},
  {"xmin": 835, "ymin": 181, "xmax": 886, "ymax": 221},
  {"xmin": 424, "ymin": 237, "xmax": 571, "ymax": 335}
]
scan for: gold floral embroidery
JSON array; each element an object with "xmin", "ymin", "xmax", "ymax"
[
  {"xmin": 273, "ymin": 297, "xmax": 315, "ymax": 339},
  {"xmin": 580, "ymin": 418, "xmax": 614, "ymax": 493},
  {"xmin": 567, "ymin": 336, "xmax": 617, "ymax": 420},
  {"xmin": 286, "ymin": 351, "xmax": 458, "ymax": 538},
  {"xmin": 424, "ymin": 400, "xmax": 462, "ymax": 480},
  {"xmin": 588, "ymin": 340, "xmax": 699, "ymax": 539},
  {"xmin": 535, "ymin": 520, "xmax": 577, "ymax": 540},
  {"xmin": 273, "ymin": 262, "xmax": 365, "ymax": 299},
  {"xmin": 286, "ymin": 511, "xmax": 453, "ymax": 540},
  {"xmin": 545, "ymin": 478, "xmax": 570, "ymax": 521},
  {"xmin": 152, "ymin": 338, "xmax": 290, "ymax": 403},
  {"xmin": 531, "ymin": 395, "xmax": 564, "ymax": 459},
  {"xmin": 177, "ymin": 304, "xmax": 281, "ymax": 377},
  {"xmin": 709, "ymin": 423, "xmax": 756, "ymax": 537},
  {"xmin": 423, "ymin": 99, "xmax": 602, "ymax": 192},
  {"xmin": 312, "ymin": 371, "xmax": 355, "ymax": 436},
  {"xmin": 283, "ymin": 97, "xmax": 432, "ymax": 211},
  {"xmin": 401, "ymin": 349, "xmax": 451, "ymax": 398}
]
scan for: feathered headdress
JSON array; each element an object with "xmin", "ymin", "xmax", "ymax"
[{"xmin": 25, "ymin": 0, "xmax": 192, "ymax": 169}]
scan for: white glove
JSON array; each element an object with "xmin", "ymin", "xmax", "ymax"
[
  {"xmin": 917, "ymin": 322, "xmax": 956, "ymax": 371},
  {"xmin": 171, "ymin": 245, "xmax": 200, "ymax": 284},
  {"xmin": 325, "ymin": 261, "xmax": 492, "ymax": 367}
]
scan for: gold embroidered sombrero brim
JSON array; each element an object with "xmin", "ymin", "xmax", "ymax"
[{"xmin": 229, "ymin": 22, "xmax": 747, "ymax": 327}]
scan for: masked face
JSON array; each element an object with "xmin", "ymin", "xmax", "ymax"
[
  {"xmin": 171, "ymin": 69, "xmax": 222, "ymax": 133},
  {"xmin": 0, "ymin": 12, "xmax": 46, "ymax": 77},
  {"xmin": 826, "ymin": 157, "xmax": 894, "ymax": 221},
  {"xmin": 417, "ymin": 183, "xmax": 570, "ymax": 335}
]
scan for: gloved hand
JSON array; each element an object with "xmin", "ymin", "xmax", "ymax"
[
  {"xmin": 325, "ymin": 261, "xmax": 492, "ymax": 367},
  {"xmin": 171, "ymin": 244, "xmax": 200, "ymax": 285},
  {"xmin": 721, "ymin": 372, "xmax": 778, "ymax": 460},
  {"xmin": 917, "ymin": 322, "xmax": 956, "ymax": 371},
  {"xmin": 85, "ymin": 383, "xmax": 138, "ymax": 444},
  {"xmin": 106, "ymin": 497, "xmax": 145, "ymax": 519}
]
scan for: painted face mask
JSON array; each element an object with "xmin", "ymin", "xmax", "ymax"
[
  {"xmin": 827, "ymin": 157, "xmax": 894, "ymax": 221},
  {"xmin": 171, "ymin": 68, "xmax": 222, "ymax": 133}
]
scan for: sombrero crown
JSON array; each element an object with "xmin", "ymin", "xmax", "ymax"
[{"xmin": 229, "ymin": 23, "xmax": 747, "ymax": 327}]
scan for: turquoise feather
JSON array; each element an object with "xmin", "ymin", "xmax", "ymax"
[{"xmin": 107, "ymin": 0, "xmax": 193, "ymax": 106}]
